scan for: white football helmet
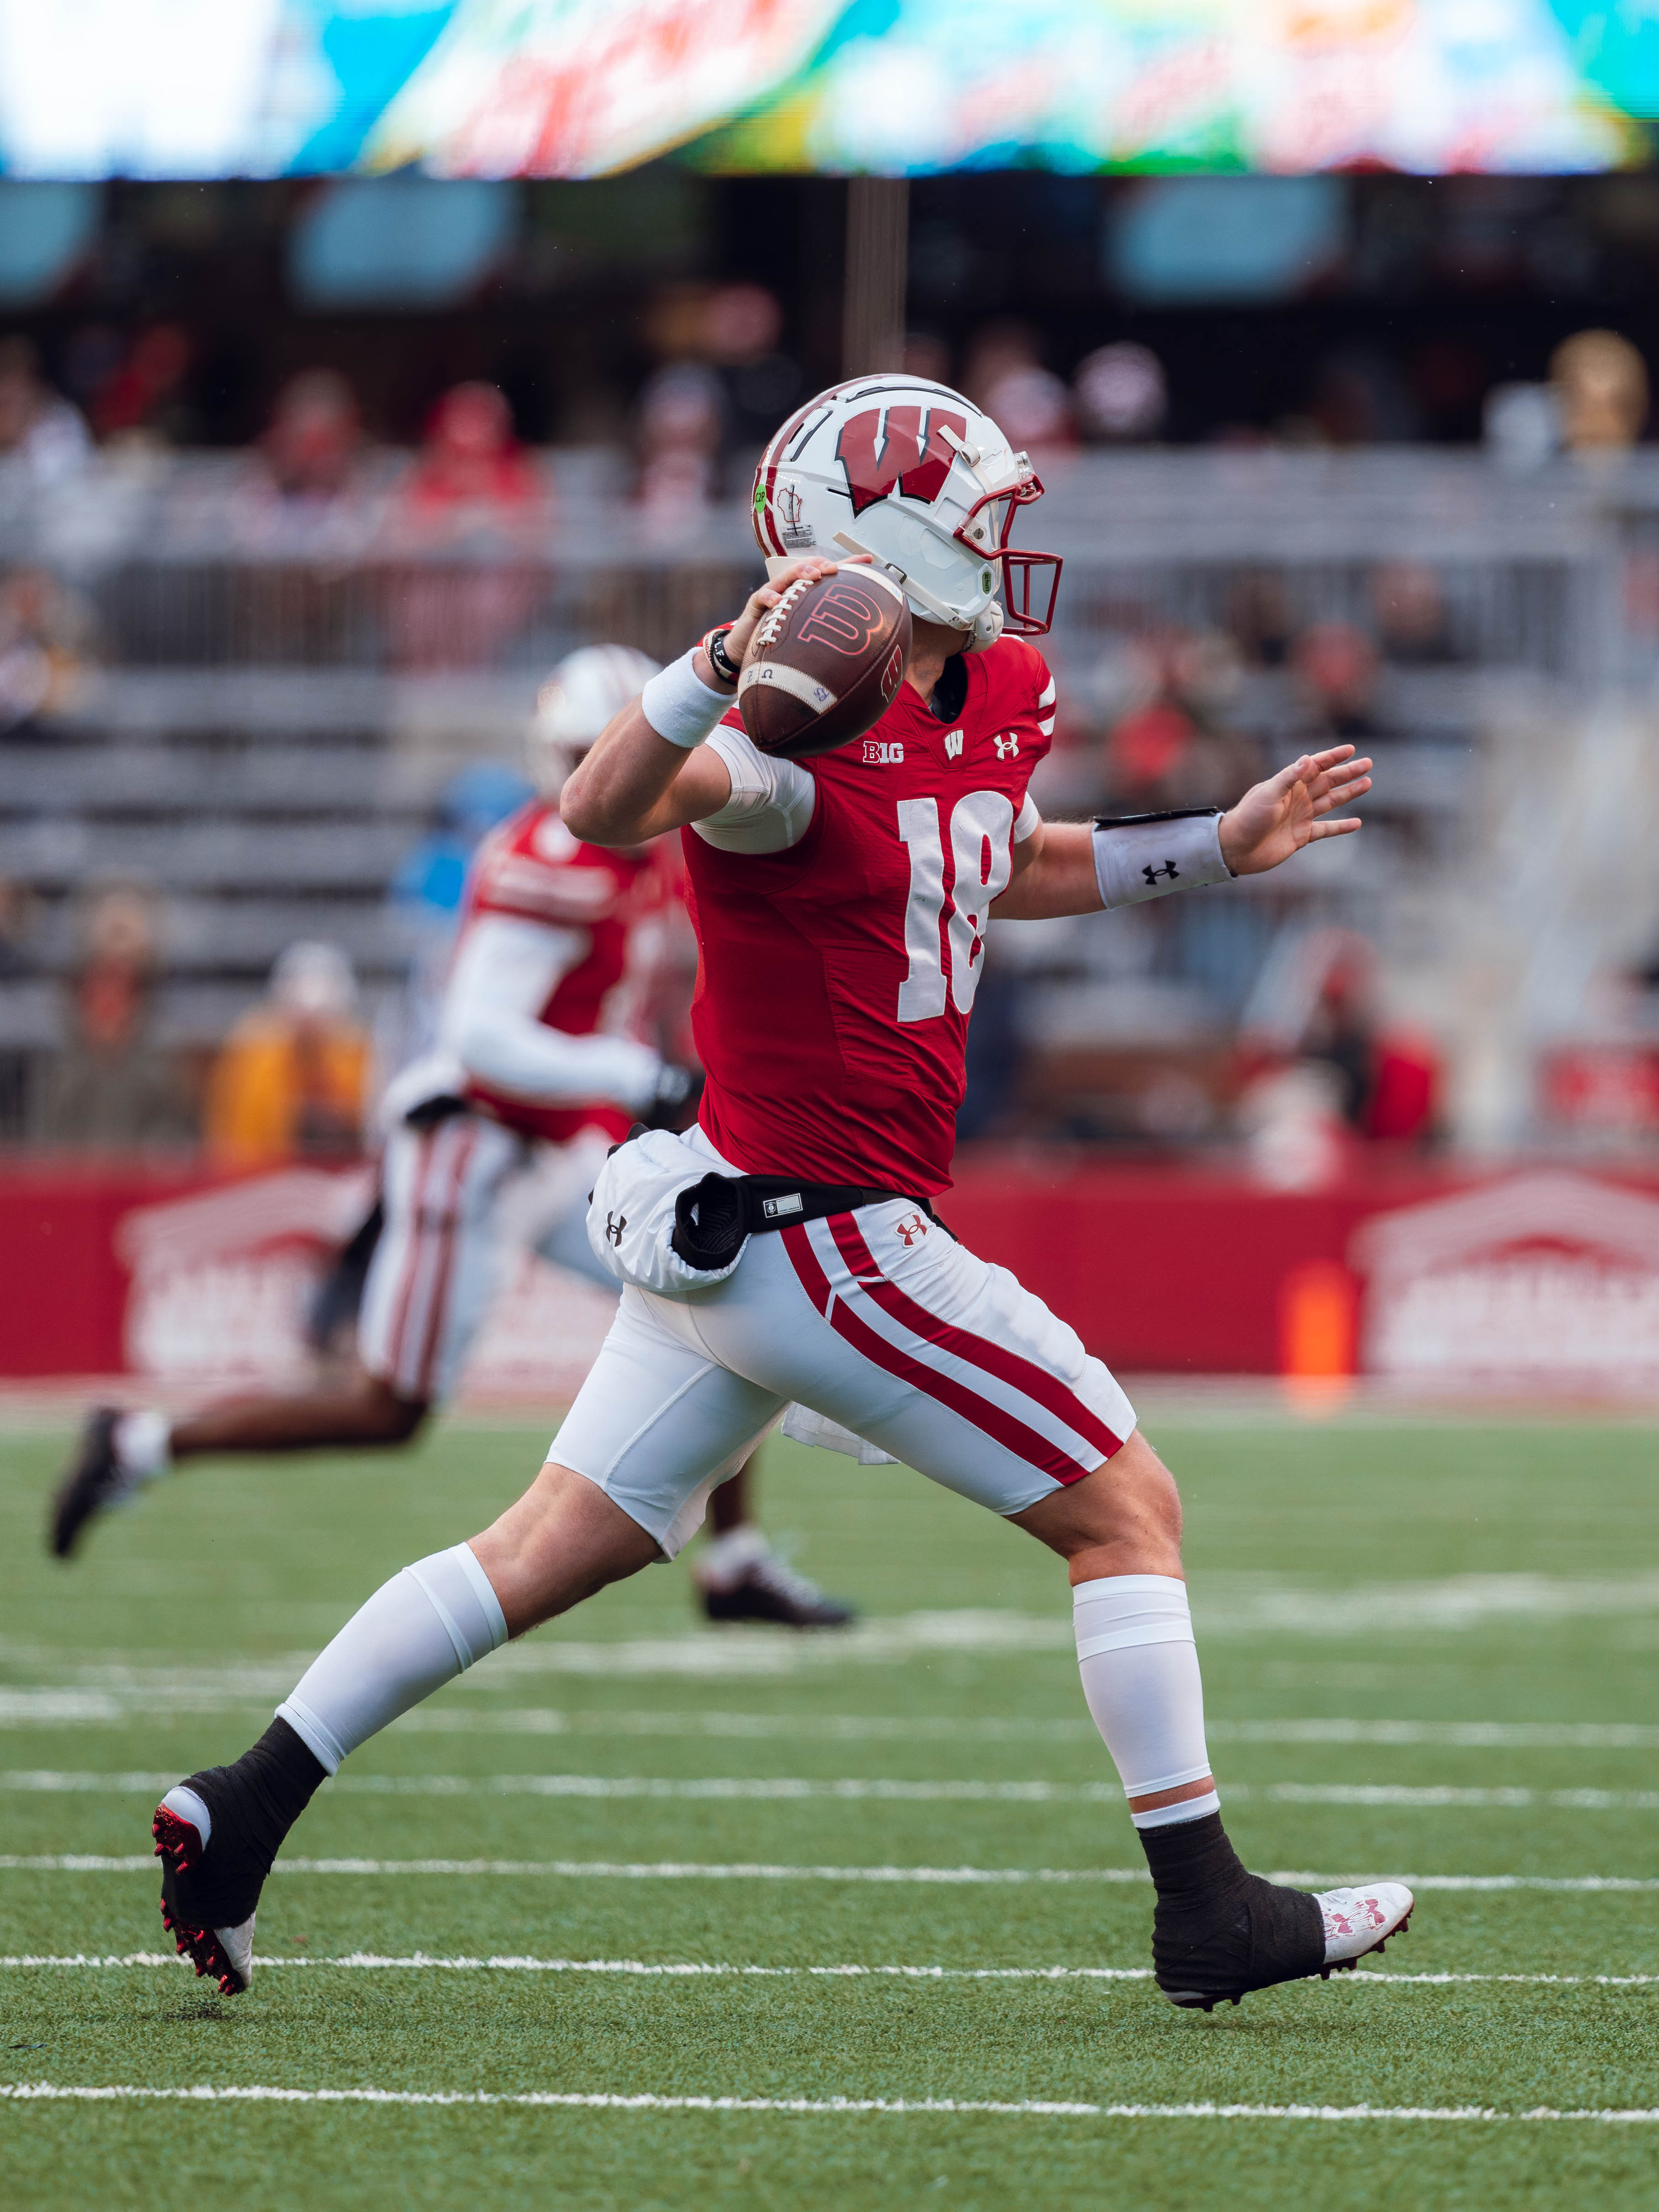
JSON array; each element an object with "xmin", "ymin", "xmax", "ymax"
[
  {"xmin": 528, "ymin": 643, "xmax": 661, "ymax": 794},
  {"xmin": 751, "ymin": 375, "xmax": 1062, "ymax": 647}
]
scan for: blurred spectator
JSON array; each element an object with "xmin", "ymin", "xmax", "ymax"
[
  {"xmin": 0, "ymin": 565, "xmax": 96, "ymax": 737},
  {"xmin": 703, "ymin": 282, "xmax": 800, "ymax": 448},
  {"xmin": 983, "ymin": 364, "xmax": 1075, "ymax": 463},
  {"xmin": 1304, "ymin": 345, "xmax": 1419, "ymax": 446},
  {"xmin": 1238, "ymin": 927, "xmax": 1439, "ymax": 1184},
  {"xmin": 263, "ymin": 370, "xmax": 362, "ymax": 500},
  {"xmin": 204, "ymin": 941, "xmax": 371, "ymax": 1168},
  {"xmin": 1225, "ymin": 572, "xmax": 1295, "ymax": 668},
  {"xmin": 961, "ymin": 320, "xmax": 1074, "ymax": 461},
  {"xmin": 403, "ymin": 382, "xmax": 540, "ymax": 520},
  {"xmin": 1550, "ymin": 329, "xmax": 1648, "ymax": 455},
  {"xmin": 1484, "ymin": 382, "xmax": 1561, "ymax": 473},
  {"xmin": 962, "ymin": 320, "xmax": 1042, "ymax": 411},
  {"xmin": 31, "ymin": 887, "xmax": 193, "ymax": 1151},
  {"xmin": 0, "ymin": 338, "xmax": 91, "ymax": 487},
  {"xmin": 1369, "ymin": 562, "xmax": 1459, "ymax": 665},
  {"xmin": 902, "ymin": 332, "xmax": 954, "ymax": 387},
  {"xmin": 1073, "ymin": 343, "xmax": 1167, "ymax": 444},
  {"xmin": 636, "ymin": 361, "xmax": 725, "ymax": 516},
  {"xmin": 0, "ymin": 878, "xmax": 37, "ymax": 976},
  {"xmin": 91, "ymin": 325, "xmax": 192, "ymax": 444},
  {"xmin": 1102, "ymin": 629, "xmax": 1258, "ymax": 808},
  {"xmin": 387, "ymin": 382, "xmax": 545, "ymax": 668},
  {"xmin": 1290, "ymin": 622, "xmax": 1385, "ymax": 745}
]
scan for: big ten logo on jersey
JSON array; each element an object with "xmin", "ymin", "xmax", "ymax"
[
  {"xmin": 896, "ymin": 789, "xmax": 1015, "ymax": 1021},
  {"xmin": 864, "ymin": 738, "xmax": 905, "ymax": 765},
  {"xmin": 836, "ymin": 404, "xmax": 967, "ymax": 515},
  {"xmin": 798, "ymin": 581, "xmax": 888, "ymax": 658}
]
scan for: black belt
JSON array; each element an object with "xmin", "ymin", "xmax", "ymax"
[{"xmin": 671, "ymin": 1170, "xmax": 946, "ymax": 1274}]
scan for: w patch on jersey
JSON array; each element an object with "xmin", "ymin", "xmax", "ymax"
[{"xmin": 944, "ymin": 730, "xmax": 964, "ymax": 759}]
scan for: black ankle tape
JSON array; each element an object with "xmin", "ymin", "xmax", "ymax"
[
  {"xmin": 175, "ymin": 1719, "xmax": 326, "ymax": 1927},
  {"xmin": 1136, "ymin": 1810, "xmax": 1248, "ymax": 1910},
  {"xmin": 233, "ymin": 1718, "xmax": 327, "ymax": 1857},
  {"xmin": 1141, "ymin": 1812, "xmax": 1324, "ymax": 2000}
]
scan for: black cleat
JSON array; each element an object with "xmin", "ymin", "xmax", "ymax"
[
  {"xmin": 49, "ymin": 1407, "xmax": 135, "ymax": 1559},
  {"xmin": 696, "ymin": 1533, "xmax": 854, "ymax": 1629},
  {"xmin": 150, "ymin": 1720, "xmax": 329, "ymax": 1997},
  {"xmin": 1158, "ymin": 1878, "xmax": 1415, "ymax": 2012},
  {"xmin": 153, "ymin": 1782, "xmax": 265, "ymax": 1997}
]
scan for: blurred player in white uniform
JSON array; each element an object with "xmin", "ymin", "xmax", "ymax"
[{"xmin": 48, "ymin": 647, "xmax": 851, "ymax": 1628}]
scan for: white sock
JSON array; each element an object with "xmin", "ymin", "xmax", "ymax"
[
  {"xmin": 113, "ymin": 1410, "xmax": 171, "ymax": 1482},
  {"xmin": 276, "ymin": 1544, "xmax": 508, "ymax": 1774},
  {"xmin": 1073, "ymin": 1575, "xmax": 1219, "ymax": 1831}
]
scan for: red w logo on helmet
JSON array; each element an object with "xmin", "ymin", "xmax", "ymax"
[{"xmin": 836, "ymin": 406, "xmax": 967, "ymax": 517}]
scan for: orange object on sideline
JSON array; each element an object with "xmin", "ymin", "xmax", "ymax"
[{"xmin": 1277, "ymin": 1258, "xmax": 1357, "ymax": 1413}]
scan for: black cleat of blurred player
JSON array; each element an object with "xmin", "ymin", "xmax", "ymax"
[
  {"xmin": 49, "ymin": 1407, "xmax": 135, "ymax": 1559},
  {"xmin": 693, "ymin": 1526, "xmax": 854, "ymax": 1628}
]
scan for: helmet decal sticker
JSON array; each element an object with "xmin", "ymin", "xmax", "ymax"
[
  {"xmin": 835, "ymin": 405, "xmax": 967, "ymax": 516},
  {"xmin": 776, "ymin": 477, "xmax": 813, "ymax": 550}
]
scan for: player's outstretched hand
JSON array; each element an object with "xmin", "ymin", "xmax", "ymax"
[{"xmin": 1218, "ymin": 744, "xmax": 1373, "ymax": 877}]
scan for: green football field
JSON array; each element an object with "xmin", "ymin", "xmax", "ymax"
[{"xmin": 1, "ymin": 1409, "xmax": 1658, "ymax": 2210}]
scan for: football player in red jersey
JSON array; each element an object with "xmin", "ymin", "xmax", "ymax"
[
  {"xmin": 144, "ymin": 378, "xmax": 1411, "ymax": 2011},
  {"xmin": 48, "ymin": 647, "xmax": 850, "ymax": 1626}
]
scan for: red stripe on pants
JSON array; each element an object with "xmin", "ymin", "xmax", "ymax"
[
  {"xmin": 781, "ymin": 1220, "xmax": 1093, "ymax": 1485},
  {"xmin": 826, "ymin": 1213, "xmax": 1122, "ymax": 1463}
]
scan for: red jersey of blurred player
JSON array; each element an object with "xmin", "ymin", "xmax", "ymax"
[
  {"xmin": 686, "ymin": 633, "xmax": 1055, "ymax": 1195},
  {"xmin": 457, "ymin": 797, "xmax": 670, "ymax": 1145}
]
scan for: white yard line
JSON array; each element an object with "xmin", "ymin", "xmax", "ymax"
[
  {"xmin": 2, "ymin": 1854, "xmax": 1656, "ymax": 1889},
  {"xmin": 0, "ymin": 1568, "xmax": 1655, "ymax": 1709},
  {"xmin": 3, "ymin": 1692, "xmax": 1655, "ymax": 1754},
  {"xmin": 2, "ymin": 1770, "xmax": 1656, "ymax": 1812},
  {"xmin": 0, "ymin": 1954, "xmax": 1655, "ymax": 1989},
  {"xmin": 4, "ymin": 2082, "xmax": 1659, "ymax": 2122}
]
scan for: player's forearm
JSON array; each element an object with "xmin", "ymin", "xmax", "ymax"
[
  {"xmin": 560, "ymin": 695, "xmax": 728, "ymax": 846},
  {"xmin": 996, "ymin": 815, "xmax": 1235, "ymax": 922},
  {"xmin": 449, "ymin": 1002, "xmax": 661, "ymax": 1114},
  {"xmin": 991, "ymin": 822, "xmax": 1103, "ymax": 919}
]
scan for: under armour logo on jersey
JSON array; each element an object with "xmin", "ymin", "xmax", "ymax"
[
  {"xmin": 1142, "ymin": 860, "xmax": 1180, "ymax": 886},
  {"xmin": 604, "ymin": 1211, "xmax": 626, "ymax": 1247},
  {"xmin": 863, "ymin": 739, "xmax": 905, "ymax": 765},
  {"xmin": 894, "ymin": 1211, "xmax": 928, "ymax": 1247},
  {"xmin": 944, "ymin": 730, "xmax": 964, "ymax": 760},
  {"xmin": 993, "ymin": 734, "xmax": 1019, "ymax": 760}
]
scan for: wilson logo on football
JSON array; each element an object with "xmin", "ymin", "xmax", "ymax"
[
  {"xmin": 863, "ymin": 739, "xmax": 905, "ymax": 765},
  {"xmin": 798, "ymin": 582, "xmax": 889, "ymax": 658},
  {"xmin": 836, "ymin": 406, "xmax": 967, "ymax": 516}
]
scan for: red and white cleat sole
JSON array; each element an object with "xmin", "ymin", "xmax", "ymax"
[
  {"xmin": 1316, "ymin": 1883, "xmax": 1415, "ymax": 1975},
  {"xmin": 153, "ymin": 1799, "xmax": 256, "ymax": 1997}
]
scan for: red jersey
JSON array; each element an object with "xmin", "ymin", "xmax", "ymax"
[
  {"xmin": 683, "ymin": 635, "xmax": 1054, "ymax": 1195},
  {"xmin": 457, "ymin": 798, "xmax": 657, "ymax": 1144}
]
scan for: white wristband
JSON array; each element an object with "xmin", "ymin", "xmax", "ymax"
[
  {"xmin": 1092, "ymin": 812, "xmax": 1234, "ymax": 910},
  {"xmin": 640, "ymin": 648, "xmax": 732, "ymax": 750}
]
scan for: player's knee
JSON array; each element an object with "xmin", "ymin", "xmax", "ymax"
[{"xmin": 1012, "ymin": 1430, "xmax": 1183, "ymax": 1565}]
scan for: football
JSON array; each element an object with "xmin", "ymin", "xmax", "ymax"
[{"xmin": 738, "ymin": 564, "xmax": 912, "ymax": 759}]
